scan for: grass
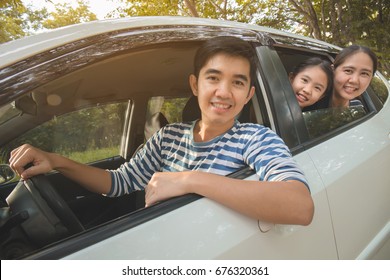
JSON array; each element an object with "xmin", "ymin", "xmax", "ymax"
[{"xmin": 62, "ymin": 146, "xmax": 120, "ymax": 164}]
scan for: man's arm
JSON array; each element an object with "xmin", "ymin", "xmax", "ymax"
[
  {"xmin": 9, "ymin": 144, "xmax": 112, "ymax": 194},
  {"xmin": 145, "ymin": 171, "xmax": 314, "ymax": 225}
]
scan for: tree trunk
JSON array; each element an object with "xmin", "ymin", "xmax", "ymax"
[{"xmin": 183, "ymin": 0, "xmax": 199, "ymax": 17}]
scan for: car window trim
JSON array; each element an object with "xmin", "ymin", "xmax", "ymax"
[
  {"xmin": 301, "ymin": 110, "xmax": 377, "ymax": 150},
  {"xmin": 255, "ymin": 45, "xmax": 306, "ymax": 150}
]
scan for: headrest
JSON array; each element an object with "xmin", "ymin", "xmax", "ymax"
[
  {"xmin": 144, "ymin": 112, "xmax": 169, "ymax": 140},
  {"xmin": 182, "ymin": 95, "xmax": 201, "ymax": 122}
]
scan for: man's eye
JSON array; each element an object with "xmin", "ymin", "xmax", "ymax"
[
  {"xmin": 234, "ymin": 80, "xmax": 245, "ymax": 86},
  {"xmin": 207, "ymin": 76, "xmax": 218, "ymax": 81}
]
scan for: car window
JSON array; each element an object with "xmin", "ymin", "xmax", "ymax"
[
  {"xmin": 302, "ymin": 106, "xmax": 366, "ymax": 139},
  {"xmin": 275, "ymin": 47, "xmax": 390, "ymax": 142},
  {"xmin": 147, "ymin": 96, "xmax": 189, "ymax": 124},
  {"xmin": 302, "ymin": 76, "xmax": 388, "ymax": 140},
  {"xmin": 0, "ymin": 102, "xmax": 128, "ymax": 165},
  {"xmin": 137, "ymin": 96, "xmax": 189, "ymax": 143}
]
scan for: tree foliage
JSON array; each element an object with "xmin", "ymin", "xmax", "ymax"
[
  {"xmin": 0, "ymin": 0, "xmax": 97, "ymax": 43},
  {"xmin": 282, "ymin": 0, "xmax": 390, "ymax": 75},
  {"xmin": 42, "ymin": 0, "xmax": 97, "ymax": 29},
  {"xmin": 1, "ymin": 0, "xmax": 389, "ymax": 75},
  {"xmin": 0, "ymin": 0, "xmax": 47, "ymax": 42}
]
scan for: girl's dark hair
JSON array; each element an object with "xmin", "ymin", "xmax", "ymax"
[
  {"xmin": 334, "ymin": 45, "xmax": 377, "ymax": 74},
  {"xmin": 193, "ymin": 36, "xmax": 256, "ymax": 85},
  {"xmin": 290, "ymin": 57, "xmax": 334, "ymax": 111}
]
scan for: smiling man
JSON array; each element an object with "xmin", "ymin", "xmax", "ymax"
[{"xmin": 10, "ymin": 36, "xmax": 314, "ymax": 226}]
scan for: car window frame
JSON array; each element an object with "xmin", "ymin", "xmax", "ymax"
[
  {"xmin": 254, "ymin": 44, "xmax": 308, "ymax": 153},
  {"xmin": 1, "ymin": 101, "xmax": 131, "ymax": 165},
  {"xmin": 270, "ymin": 45, "xmax": 387, "ymax": 149}
]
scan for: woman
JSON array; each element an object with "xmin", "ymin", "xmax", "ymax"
[
  {"xmin": 289, "ymin": 57, "xmax": 333, "ymax": 111},
  {"xmin": 330, "ymin": 45, "xmax": 377, "ymax": 108}
]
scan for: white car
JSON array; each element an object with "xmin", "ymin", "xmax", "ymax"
[{"xmin": 0, "ymin": 16, "xmax": 389, "ymax": 260}]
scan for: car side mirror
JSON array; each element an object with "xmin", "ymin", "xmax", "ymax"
[{"xmin": 0, "ymin": 164, "xmax": 16, "ymax": 184}]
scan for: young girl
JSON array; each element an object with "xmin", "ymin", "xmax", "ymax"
[
  {"xmin": 330, "ymin": 45, "xmax": 377, "ymax": 108},
  {"xmin": 289, "ymin": 57, "xmax": 333, "ymax": 111}
]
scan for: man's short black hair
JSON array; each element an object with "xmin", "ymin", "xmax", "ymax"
[{"xmin": 193, "ymin": 36, "xmax": 256, "ymax": 86}]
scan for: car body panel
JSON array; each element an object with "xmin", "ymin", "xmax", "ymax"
[
  {"xmin": 307, "ymin": 99, "xmax": 390, "ymax": 259},
  {"xmin": 62, "ymin": 190, "xmax": 337, "ymax": 260}
]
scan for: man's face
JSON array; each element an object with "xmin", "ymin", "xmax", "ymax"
[{"xmin": 190, "ymin": 53, "xmax": 254, "ymax": 128}]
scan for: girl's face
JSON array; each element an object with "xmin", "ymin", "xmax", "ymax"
[
  {"xmin": 333, "ymin": 52, "xmax": 374, "ymax": 101},
  {"xmin": 290, "ymin": 65, "xmax": 328, "ymax": 108}
]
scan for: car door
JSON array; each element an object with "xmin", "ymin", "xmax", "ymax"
[
  {"xmin": 238, "ymin": 44, "xmax": 339, "ymax": 259},
  {"xmin": 272, "ymin": 43, "xmax": 390, "ymax": 259},
  {"xmin": 304, "ymin": 75, "xmax": 390, "ymax": 259}
]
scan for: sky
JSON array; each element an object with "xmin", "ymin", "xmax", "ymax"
[{"xmin": 22, "ymin": 0, "xmax": 123, "ymax": 19}]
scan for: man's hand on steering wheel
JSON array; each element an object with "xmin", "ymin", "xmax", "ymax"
[{"xmin": 9, "ymin": 144, "xmax": 54, "ymax": 179}]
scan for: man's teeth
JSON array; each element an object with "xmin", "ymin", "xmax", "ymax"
[{"xmin": 212, "ymin": 103, "xmax": 230, "ymax": 109}]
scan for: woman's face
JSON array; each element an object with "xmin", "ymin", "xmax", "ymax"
[
  {"xmin": 333, "ymin": 52, "xmax": 374, "ymax": 101},
  {"xmin": 290, "ymin": 65, "xmax": 328, "ymax": 108}
]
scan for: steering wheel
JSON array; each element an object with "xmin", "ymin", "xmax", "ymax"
[
  {"xmin": 7, "ymin": 174, "xmax": 84, "ymax": 246},
  {"xmin": 27, "ymin": 175, "xmax": 84, "ymax": 233}
]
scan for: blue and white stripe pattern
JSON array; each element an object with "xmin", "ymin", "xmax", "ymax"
[{"xmin": 107, "ymin": 121, "xmax": 308, "ymax": 197}]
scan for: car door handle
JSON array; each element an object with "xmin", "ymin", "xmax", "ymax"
[{"xmin": 258, "ymin": 221, "xmax": 273, "ymax": 233}]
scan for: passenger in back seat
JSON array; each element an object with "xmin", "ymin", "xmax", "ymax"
[{"xmin": 289, "ymin": 57, "xmax": 333, "ymax": 111}]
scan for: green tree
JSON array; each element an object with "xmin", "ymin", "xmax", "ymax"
[
  {"xmin": 42, "ymin": 0, "xmax": 97, "ymax": 29},
  {"xmin": 257, "ymin": 0, "xmax": 390, "ymax": 76},
  {"xmin": 0, "ymin": 0, "xmax": 47, "ymax": 43}
]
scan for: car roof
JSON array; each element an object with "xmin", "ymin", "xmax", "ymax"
[{"xmin": 0, "ymin": 16, "xmax": 340, "ymax": 69}]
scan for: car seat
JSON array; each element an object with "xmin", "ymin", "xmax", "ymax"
[
  {"xmin": 144, "ymin": 112, "xmax": 169, "ymax": 140},
  {"xmin": 132, "ymin": 112, "xmax": 169, "ymax": 157},
  {"xmin": 182, "ymin": 96, "xmax": 201, "ymax": 122}
]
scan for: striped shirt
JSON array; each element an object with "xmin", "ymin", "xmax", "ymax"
[{"xmin": 107, "ymin": 121, "xmax": 308, "ymax": 196}]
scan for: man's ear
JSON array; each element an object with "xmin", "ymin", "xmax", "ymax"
[
  {"xmin": 189, "ymin": 74, "xmax": 198, "ymax": 96},
  {"xmin": 245, "ymin": 86, "xmax": 255, "ymax": 103}
]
